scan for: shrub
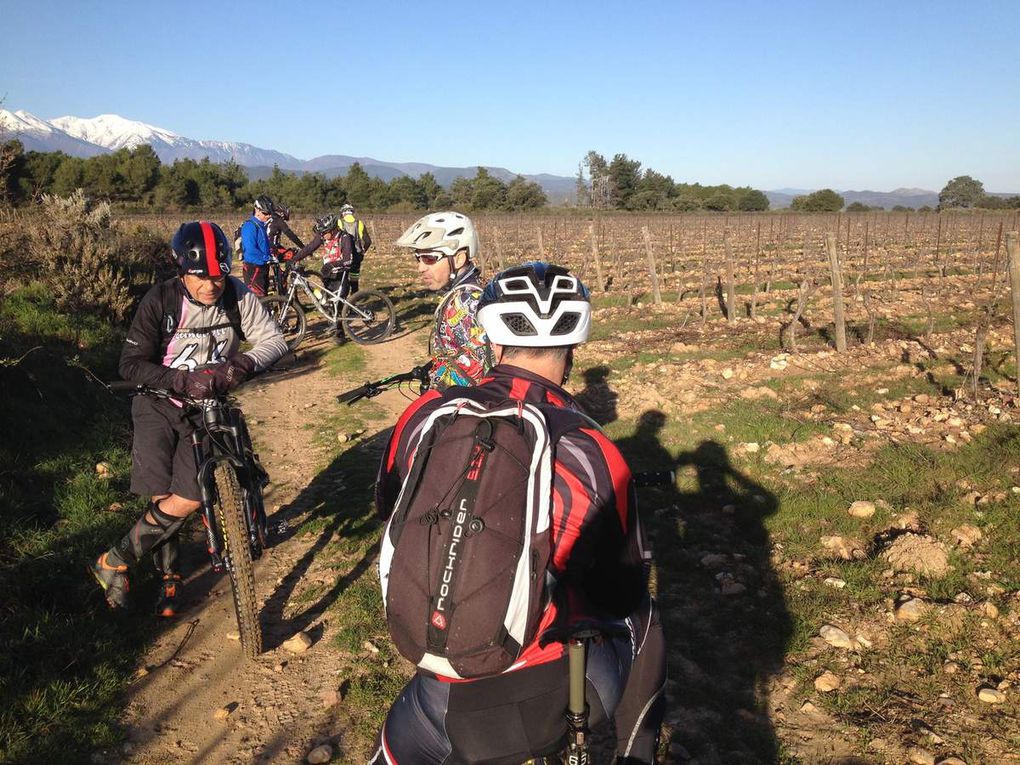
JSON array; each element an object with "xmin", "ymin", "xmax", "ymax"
[{"xmin": 26, "ymin": 191, "xmax": 135, "ymax": 325}]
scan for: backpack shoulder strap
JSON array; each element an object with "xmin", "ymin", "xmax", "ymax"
[
  {"xmin": 159, "ymin": 277, "xmax": 180, "ymax": 339},
  {"xmin": 221, "ymin": 279, "xmax": 246, "ymax": 342}
]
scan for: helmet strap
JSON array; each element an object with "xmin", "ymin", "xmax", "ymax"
[{"xmin": 561, "ymin": 347, "xmax": 575, "ymax": 386}]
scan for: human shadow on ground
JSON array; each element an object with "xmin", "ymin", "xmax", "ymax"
[
  {"xmin": 613, "ymin": 411, "xmax": 792, "ymax": 764},
  {"xmin": 257, "ymin": 427, "xmax": 386, "ymax": 650},
  {"xmin": 573, "ymin": 365, "xmax": 618, "ymax": 426}
]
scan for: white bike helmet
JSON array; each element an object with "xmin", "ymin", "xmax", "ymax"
[
  {"xmin": 395, "ymin": 211, "xmax": 478, "ymax": 260},
  {"xmin": 478, "ymin": 262, "xmax": 591, "ymax": 347}
]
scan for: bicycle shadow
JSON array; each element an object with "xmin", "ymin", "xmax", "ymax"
[{"xmin": 613, "ymin": 411, "xmax": 791, "ymax": 764}]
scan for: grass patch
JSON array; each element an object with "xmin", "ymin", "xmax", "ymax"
[{"xmin": 0, "ymin": 286, "xmax": 154, "ymax": 763}]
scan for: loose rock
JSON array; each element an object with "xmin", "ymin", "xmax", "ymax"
[
  {"xmin": 907, "ymin": 747, "xmax": 936, "ymax": 765},
  {"xmin": 895, "ymin": 598, "xmax": 929, "ymax": 623},
  {"xmin": 950, "ymin": 525, "xmax": 982, "ymax": 548},
  {"xmin": 213, "ymin": 705, "xmax": 233, "ymax": 720},
  {"xmin": 978, "ymin": 687, "xmax": 1006, "ymax": 704},
  {"xmin": 848, "ymin": 500, "xmax": 876, "ymax": 518},
  {"xmin": 307, "ymin": 743, "xmax": 333, "ymax": 763},
  {"xmin": 821, "ymin": 535, "xmax": 863, "ymax": 561},
  {"xmin": 819, "ymin": 625, "xmax": 855, "ymax": 649},
  {"xmin": 283, "ymin": 632, "xmax": 314, "ymax": 653},
  {"xmin": 814, "ymin": 671, "xmax": 841, "ymax": 692}
]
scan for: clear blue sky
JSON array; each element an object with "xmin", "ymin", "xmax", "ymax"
[{"xmin": 3, "ymin": 0, "xmax": 1019, "ymax": 191}]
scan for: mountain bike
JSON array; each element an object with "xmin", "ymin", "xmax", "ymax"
[
  {"xmin": 108, "ymin": 381, "xmax": 269, "ymax": 659},
  {"xmin": 336, "ymin": 362, "xmax": 433, "ymax": 405},
  {"xmin": 260, "ymin": 265, "xmax": 395, "ymax": 351}
]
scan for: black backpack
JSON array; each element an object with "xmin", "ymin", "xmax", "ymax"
[
  {"xmin": 379, "ymin": 394, "xmax": 584, "ymax": 679},
  {"xmin": 157, "ymin": 277, "xmax": 245, "ymax": 358}
]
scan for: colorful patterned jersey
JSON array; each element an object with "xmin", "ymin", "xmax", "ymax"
[{"xmin": 429, "ymin": 275, "xmax": 490, "ymax": 390}]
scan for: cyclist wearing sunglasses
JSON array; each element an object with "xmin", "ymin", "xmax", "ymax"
[{"xmin": 395, "ymin": 211, "xmax": 491, "ymax": 389}]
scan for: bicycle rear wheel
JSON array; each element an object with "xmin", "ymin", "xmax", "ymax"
[
  {"xmin": 260, "ymin": 295, "xmax": 306, "ymax": 352},
  {"xmin": 214, "ymin": 463, "xmax": 262, "ymax": 658},
  {"xmin": 341, "ymin": 290, "xmax": 395, "ymax": 344}
]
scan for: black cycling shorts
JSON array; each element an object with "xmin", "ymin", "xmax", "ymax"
[
  {"xmin": 243, "ymin": 263, "xmax": 269, "ymax": 297},
  {"xmin": 129, "ymin": 396, "xmax": 203, "ymax": 501}
]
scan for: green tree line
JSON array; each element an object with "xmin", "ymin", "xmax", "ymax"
[
  {"xmin": 0, "ymin": 140, "xmax": 548, "ymax": 212},
  {"xmin": 577, "ymin": 150, "xmax": 770, "ymax": 211}
]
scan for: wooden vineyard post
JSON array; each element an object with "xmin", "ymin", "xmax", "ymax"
[
  {"xmin": 537, "ymin": 226, "xmax": 546, "ymax": 260},
  {"xmin": 750, "ymin": 221, "xmax": 761, "ymax": 320},
  {"xmin": 642, "ymin": 226, "xmax": 662, "ymax": 306},
  {"xmin": 588, "ymin": 221, "xmax": 606, "ymax": 293},
  {"xmin": 699, "ymin": 223, "xmax": 709, "ymax": 327},
  {"xmin": 1007, "ymin": 232, "xmax": 1020, "ymax": 396},
  {"xmin": 826, "ymin": 233, "xmax": 847, "ymax": 352},
  {"xmin": 724, "ymin": 235, "xmax": 737, "ymax": 322}
]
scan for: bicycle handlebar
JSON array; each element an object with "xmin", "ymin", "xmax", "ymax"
[{"xmin": 337, "ymin": 362, "xmax": 433, "ymax": 406}]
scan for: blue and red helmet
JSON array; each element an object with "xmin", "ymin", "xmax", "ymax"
[{"xmin": 172, "ymin": 221, "xmax": 232, "ymax": 277}]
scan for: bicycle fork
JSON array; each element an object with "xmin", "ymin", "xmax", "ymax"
[
  {"xmin": 564, "ymin": 638, "xmax": 591, "ymax": 765},
  {"xmin": 190, "ymin": 431, "xmax": 226, "ymax": 572}
]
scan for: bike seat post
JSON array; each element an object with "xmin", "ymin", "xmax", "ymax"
[{"xmin": 568, "ymin": 638, "xmax": 588, "ymax": 717}]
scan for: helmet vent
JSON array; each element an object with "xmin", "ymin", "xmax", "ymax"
[
  {"xmin": 448, "ymin": 227, "xmax": 464, "ymax": 236},
  {"xmin": 504, "ymin": 313, "xmax": 537, "ymax": 336},
  {"xmin": 551, "ymin": 313, "xmax": 579, "ymax": 335}
]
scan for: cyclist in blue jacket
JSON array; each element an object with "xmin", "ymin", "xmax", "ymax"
[{"xmin": 240, "ymin": 195, "xmax": 274, "ymax": 296}]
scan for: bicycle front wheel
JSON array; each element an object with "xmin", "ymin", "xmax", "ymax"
[
  {"xmin": 260, "ymin": 295, "xmax": 306, "ymax": 352},
  {"xmin": 341, "ymin": 290, "xmax": 395, "ymax": 345},
  {"xmin": 214, "ymin": 463, "xmax": 262, "ymax": 658}
]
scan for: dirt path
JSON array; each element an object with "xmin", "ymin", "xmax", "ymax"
[{"xmin": 117, "ymin": 323, "xmax": 428, "ymax": 765}]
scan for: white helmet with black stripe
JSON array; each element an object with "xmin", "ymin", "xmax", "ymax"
[{"xmin": 478, "ymin": 262, "xmax": 591, "ymax": 347}]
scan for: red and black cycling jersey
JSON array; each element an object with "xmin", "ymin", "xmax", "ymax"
[{"xmin": 375, "ymin": 364, "xmax": 650, "ymax": 675}]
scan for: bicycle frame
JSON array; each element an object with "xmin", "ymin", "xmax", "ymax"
[{"xmin": 283, "ymin": 269, "xmax": 375, "ymax": 326}]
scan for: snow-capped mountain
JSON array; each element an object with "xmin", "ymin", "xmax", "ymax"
[
  {"xmin": 1, "ymin": 109, "xmax": 577, "ymax": 200},
  {"xmin": 49, "ymin": 113, "xmax": 304, "ymax": 169},
  {"xmin": 0, "ymin": 109, "xmax": 110, "ymax": 157}
]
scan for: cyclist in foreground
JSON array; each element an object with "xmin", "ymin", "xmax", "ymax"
[
  {"xmin": 394, "ymin": 211, "xmax": 490, "ymax": 389},
  {"xmin": 371, "ymin": 262, "xmax": 666, "ymax": 764},
  {"xmin": 91, "ymin": 221, "xmax": 288, "ymax": 615}
]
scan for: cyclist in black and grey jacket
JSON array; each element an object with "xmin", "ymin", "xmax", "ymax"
[
  {"xmin": 267, "ymin": 202, "xmax": 304, "ymax": 252},
  {"xmin": 92, "ymin": 221, "xmax": 288, "ymax": 617}
]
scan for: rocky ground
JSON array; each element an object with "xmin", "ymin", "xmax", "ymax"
[{"xmin": 90, "ymin": 261, "xmax": 1020, "ymax": 764}]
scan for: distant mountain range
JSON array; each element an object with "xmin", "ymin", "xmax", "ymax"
[
  {"xmin": 765, "ymin": 188, "xmax": 942, "ymax": 210},
  {"xmin": 3, "ymin": 109, "xmax": 1013, "ymax": 209},
  {"xmin": 0, "ymin": 109, "xmax": 578, "ymax": 203}
]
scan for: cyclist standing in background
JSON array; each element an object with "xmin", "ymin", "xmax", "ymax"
[
  {"xmin": 240, "ymin": 195, "xmax": 275, "ymax": 296},
  {"xmin": 339, "ymin": 202, "xmax": 371, "ymax": 294},
  {"xmin": 267, "ymin": 201, "xmax": 305, "ymax": 254},
  {"xmin": 293, "ymin": 213, "xmax": 355, "ymax": 345},
  {"xmin": 91, "ymin": 221, "xmax": 288, "ymax": 616},
  {"xmin": 394, "ymin": 211, "xmax": 490, "ymax": 389}
]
